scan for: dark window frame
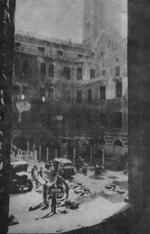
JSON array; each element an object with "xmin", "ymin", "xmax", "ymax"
[
  {"xmin": 38, "ymin": 47, "xmax": 45, "ymax": 53},
  {"xmin": 64, "ymin": 67, "xmax": 71, "ymax": 80},
  {"xmin": 22, "ymin": 85, "xmax": 29, "ymax": 96},
  {"xmin": 77, "ymin": 90, "xmax": 82, "ymax": 103},
  {"xmin": 15, "ymin": 42, "xmax": 21, "ymax": 47},
  {"xmin": 102, "ymin": 70, "xmax": 105, "ymax": 76},
  {"xmin": 77, "ymin": 67, "xmax": 82, "ymax": 80},
  {"xmin": 22, "ymin": 60, "xmax": 29, "ymax": 76},
  {"xmin": 100, "ymin": 113, "xmax": 106, "ymax": 126},
  {"xmin": 57, "ymin": 50, "xmax": 63, "ymax": 56},
  {"xmin": 40, "ymin": 87, "xmax": 45, "ymax": 98},
  {"xmin": 40, "ymin": 63, "xmax": 46, "ymax": 77},
  {"xmin": 90, "ymin": 69, "xmax": 96, "ymax": 79},
  {"xmin": 115, "ymin": 66, "xmax": 120, "ymax": 76},
  {"xmin": 87, "ymin": 88, "xmax": 92, "ymax": 103},
  {"xmin": 116, "ymin": 80, "xmax": 122, "ymax": 98},
  {"xmin": 49, "ymin": 64, "xmax": 54, "ymax": 77},
  {"xmin": 100, "ymin": 86, "xmax": 106, "ymax": 101},
  {"xmin": 115, "ymin": 112, "xmax": 122, "ymax": 128},
  {"xmin": 77, "ymin": 54, "xmax": 83, "ymax": 58}
]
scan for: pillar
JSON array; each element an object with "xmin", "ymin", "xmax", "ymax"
[
  {"xmin": 102, "ymin": 149, "xmax": 105, "ymax": 168},
  {"xmin": 46, "ymin": 147, "xmax": 49, "ymax": 162},
  {"xmin": 39, "ymin": 145, "xmax": 41, "ymax": 162},
  {"xmin": 27, "ymin": 140, "xmax": 29, "ymax": 155},
  {"xmin": 90, "ymin": 147, "xmax": 93, "ymax": 164},
  {"xmin": 35, "ymin": 150, "xmax": 37, "ymax": 161},
  {"xmin": 55, "ymin": 149, "xmax": 57, "ymax": 158},
  {"xmin": 33, "ymin": 144, "xmax": 35, "ymax": 159},
  {"xmin": 73, "ymin": 148, "xmax": 76, "ymax": 166}
]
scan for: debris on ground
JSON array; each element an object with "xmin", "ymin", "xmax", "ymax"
[
  {"xmin": 58, "ymin": 199, "xmax": 79, "ymax": 210},
  {"xmin": 105, "ymin": 183, "xmax": 125, "ymax": 194},
  {"xmin": 71, "ymin": 180, "xmax": 92, "ymax": 197},
  {"xmin": 58, "ymin": 208, "xmax": 70, "ymax": 214},
  {"xmin": 9, "ymin": 162, "xmax": 128, "ymax": 233},
  {"xmin": 116, "ymin": 188, "xmax": 125, "ymax": 194},
  {"xmin": 105, "ymin": 184, "xmax": 112, "ymax": 189},
  {"xmin": 122, "ymin": 169, "xmax": 128, "ymax": 175},
  {"xmin": 8, "ymin": 215, "xmax": 19, "ymax": 226}
]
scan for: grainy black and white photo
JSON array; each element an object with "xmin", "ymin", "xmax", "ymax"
[{"xmin": 2, "ymin": 0, "xmax": 150, "ymax": 234}]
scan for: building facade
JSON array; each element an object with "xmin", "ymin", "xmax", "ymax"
[
  {"xmin": 12, "ymin": 34, "xmax": 90, "ymax": 160},
  {"xmin": 78, "ymin": 0, "xmax": 128, "ymax": 169},
  {"xmin": 13, "ymin": 0, "xmax": 127, "ymax": 169}
]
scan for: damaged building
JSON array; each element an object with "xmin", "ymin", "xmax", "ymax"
[{"xmin": 12, "ymin": 0, "xmax": 127, "ymax": 169}]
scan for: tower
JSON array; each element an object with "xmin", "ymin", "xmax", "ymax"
[{"xmin": 83, "ymin": 0, "xmax": 124, "ymax": 48}]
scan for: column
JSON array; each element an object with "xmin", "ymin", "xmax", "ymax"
[
  {"xmin": 39, "ymin": 145, "xmax": 41, "ymax": 162},
  {"xmin": 55, "ymin": 149, "xmax": 57, "ymax": 158},
  {"xmin": 90, "ymin": 147, "xmax": 93, "ymax": 164},
  {"xmin": 46, "ymin": 147, "xmax": 49, "ymax": 162},
  {"xmin": 33, "ymin": 144, "xmax": 35, "ymax": 160},
  {"xmin": 35, "ymin": 150, "xmax": 37, "ymax": 161},
  {"xmin": 73, "ymin": 148, "xmax": 76, "ymax": 166},
  {"xmin": 102, "ymin": 149, "xmax": 105, "ymax": 168},
  {"xmin": 27, "ymin": 140, "xmax": 29, "ymax": 155}
]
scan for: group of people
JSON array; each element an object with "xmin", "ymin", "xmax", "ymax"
[
  {"xmin": 48, "ymin": 161, "xmax": 55, "ymax": 182},
  {"xmin": 94, "ymin": 163, "xmax": 105, "ymax": 176},
  {"xmin": 75, "ymin": 157, "xmax": 87, "ymax": 175},
  {"xmin": 43, "ymin": 180, "xmax": 58, "ymax": 213},
  {"xmin": 42, "ymin": 174, "xmax": 70, "ymax": 214},
  {"xmin": 75, "ymin": 157, "xmax": 105, "ymax": 176},
  {"xmin": 31, "ymin": 165, "xmax": 43, "ymax": 189}
]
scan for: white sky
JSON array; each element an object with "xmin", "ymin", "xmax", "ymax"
[
  {"xmin": 15, "ymin": 0, "xmax": 127, "ymax": 43},
  {"xmin": 15, "ymin": 0, "xmax": 83, "ymax": 43}
]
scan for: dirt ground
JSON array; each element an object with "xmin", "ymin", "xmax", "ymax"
[{"xmin": 8, "ymin": 159, "xmax": 128, "ymax": 233}]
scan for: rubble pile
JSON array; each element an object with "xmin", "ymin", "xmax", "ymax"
[
  {"xmin": 58, "ymin": 199, "xmax": 79, "ymax": 210},
  {"xmin": 105, "ymin": 183, "xmax": 126, "ymax": 194},
  {"xmin": 69, "ymin": 180, "xmax": 92, "ymax": 197}
]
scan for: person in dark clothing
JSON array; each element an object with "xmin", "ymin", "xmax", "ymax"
[
  {"xmin": 75, "ymin": 158, "xmax": 80, "ymax": 173},
  {"xmin": 50, "ymin": 184, "xmax": 58, "ymax": 214},
  {"xmin": 43, "ymin": 180, "xmax": 48, "ymax": 207},
  {"xmin": 31, "ymin": 167, "xmax": 34, "ymax": 179},
  {"xmin": 39, "ymin": 167, "xmax": 43, "ymax": 178}
]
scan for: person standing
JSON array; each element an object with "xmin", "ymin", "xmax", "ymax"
[
  {"xmin": 43, "ymin": 180, "xmax": 48, "ymax": 207},
  {"xmin": 39, "ymin": 167, "xmax": 43, "ymax": 178},
  {"xmin": 50, "ymin": 184, "xmax": 58, "ymax": 214},
  {"xmin": 34, "ymin": 166, "xmax": 38, "ymax": 189},
  {"xmin": 31, "ymin": 166, "xmax": 34, "ymax": 179},
  {"xmin": 75, "ymin": 158, "xmax": 80, "ymax": 173},
  {"xmin": 63, "ymin": 179, "xmax": 70, "ymax": 199},
  {"xmin": 49, "ymin": 163, "xmax": 54, "ymax": 182}
]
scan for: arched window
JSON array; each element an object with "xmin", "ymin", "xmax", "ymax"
[
  {"xmin": 114, "ymin": 139, "xmax": 123, "ymax": 147},
  {"xmin": 99, "ymin": 138, "xmax": 106, "ymax": 144}
]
